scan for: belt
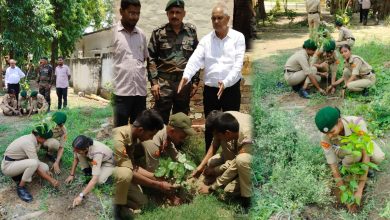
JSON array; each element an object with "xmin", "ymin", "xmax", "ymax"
[
  {"xmin": 365, "ymin": 71, "xmax": 374, "ymax": 76},
  {"xmin": 308, "ymin": 11, "xmax": 319, "ymax": 14},
  {"xmin": 158, "ymin": 72, "xmax": 183, "ymax": 82},
  {"xmin": 347, "ymin": 37, "xmax": 356, "ymax": 41},
  {"xmin": 4, "ymin": 156, "xmax": 17, "ymax": 161},
  {"xmin": 285, "ymin": 69, "xmax": 295, "ymax": 73}
]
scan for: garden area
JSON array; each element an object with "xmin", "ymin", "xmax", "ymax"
[{"xmin": 249, "ymin": 11, "xmax": 390, "ymax": 218}]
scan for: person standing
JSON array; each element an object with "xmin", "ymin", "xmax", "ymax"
[
  {"xmin": 55, "ymin": 57, "xmax": 71, "ymax": 109},
  {"xmin": 178, "ymin": 3, "xmax": 246, "ymax": 153},
  {"xmin": 112, "ymin": 0, "xmax": 148, "ymax": 128},
  {"xmin": 358, "ymin": 0, "xmax": 363, "ymax": 23},
  {"xmin": 233, "ymin": 0, "xmax": 255, "ymax": 50},
  {"xmin": 305, "ymin": 0, "xmax": 321, "ymax": 34},
  {"xmin": 147, "ymin": 0, "xmax": 200, "ymax": 124},
  {"xmin": 37, "ymin": 57, "xmax": 54, "ymax": 112},
  {"xmin": 5, "ymin": 59, "xmax": 25, "ymax": 106},
  {"xmin": 362, "ymin": 0, "xmax": 371, "ymax": 25}
]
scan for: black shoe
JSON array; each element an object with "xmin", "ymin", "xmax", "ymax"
[
  {"xmin": 292, "ymin": 84, "xmax": 301, "ymax": 92},
  {"xmin": 298, "ymin": 89, "xmax": 310, "ymax": 99},
  {"xmin": 17, "ymin": 186, "xmax": 33, "ymax": 202},
  {"xmin": 368, "ymin": 169, "xmax": 375, "ymax": 178},
  {"xmin": 46, "ymin": 153, "xmax": 56, "ymax": 163},
  {"xmin": 240, "ymin": 197, "xmax": 251, "ymax": 214},
  {"xmin": 362, "ymin": 88, "xmax": 369, "ymax": 96},
  {"xmin": 113, "ymin": 204, "xmax": 133, "ymax": 220}
]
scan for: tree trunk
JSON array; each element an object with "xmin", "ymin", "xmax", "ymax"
[{"xmin": 51, "ymin": 37, "xmax": 58, "ymax": 68}]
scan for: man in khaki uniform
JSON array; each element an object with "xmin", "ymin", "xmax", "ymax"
[
  {"xmin": 64, "ymin": 135, "xmax": 115, "ymax": 208},
  {"xmin": 310, "ymin": 40, "xmax": 340, "ymax": 95},
  {"xmin": 1, "ymin": 123, "xmax": 60, "ymax": 202},
  {"xmin": 42, "ymin": 112, "xmax": 67, "ymax": 174},
  {"xmin": 305, "ymin": 0, "xmax": 321, "ymax": 33},
  {"xmin": 340, "ymin": 45, "xmax": 375, "ymax": 96},
  {"xmin": 30, "ymin": 91, "xmax": 49, "ymax": 114},
  {"xmin": 112, "ymin": 109, "xmax": 170, "ymax": 219},
  {"xmin": 335, "ymin": 20, "xmax": 355, "ymax": 48},
  {"xmin": 0, "ymin": 89, "xmax": 19, "ymax": 116},
  {"xmin": 284, "ymin": 39, "xmax": 325, "ymax": 99},
  {"xmin": 18, "ymin": 90, "xmax": 32, "ymax": 115},
  {"xmin": 193, "ymin": 111, "xmax": 252, "ymax": 211},
  {"xmin": 141, "ymin": 112, "xmax": 196, "ymax": 172}
]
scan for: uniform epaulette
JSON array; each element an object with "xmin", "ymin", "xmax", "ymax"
[
  {"xmin": 184, "ymin": 23, "xmax": 196, "ymax": 31},
  {"xmin": 153, "ymin": 24, "xmax": 168, "ymax": 32}
]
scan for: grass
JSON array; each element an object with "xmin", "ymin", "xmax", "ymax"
[{"xmin": 250, "ymin": 41, "xmax": 390, "ymax": 219}]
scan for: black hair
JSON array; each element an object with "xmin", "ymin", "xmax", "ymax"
[
  {"xmin": 121, "ymin": 0, "xmax": 141, "ymax": 9},
  {"xmin": 133, "ymin": 109, "xmax": 164, "ymax": 131},
  {"xmin": 72, "ymin": 135, "xmax": 93, "ymax": 150},
  {"xmin": 339, "ymin": 44, "xmax": 351, "ymax": 52},
  {"xmin": 40, "ymin": 57, "xmax": 48, "ymax": 61},
  {"xmin": 214, "ymin": 113, "xmax": 239, "ymax": 133},
  {"xmin": 205, "ymin": 110, "xmax": 223, "ymax": 133},
  {"xmin": 58, "ymin": 56, "xmax": 64, "ymax": 60}
]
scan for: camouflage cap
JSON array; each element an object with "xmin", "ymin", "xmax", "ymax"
[
  {"xmin": 315, "ymin": 106, "xmax": 340, "ymax": 133},
  {"xmin": 52, "ymin": 112, "xmax": 67, "ymax": 125},
  {"xmin": 169, "ymin": 112, "xmax": 196, "ymax": 136},
  {"xmin": 33, "ymin": 123, "xmax": 53, "ymax": 139},
  {"xmin": 166, "ymin": 0, "xmax": 185, "ymax": 11}
]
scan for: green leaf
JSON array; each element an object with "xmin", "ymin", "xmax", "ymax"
[
  {"xmin": 355, "ymin": 197, "xmax": 361, "ymax": 206},
  {"xmin": 177, "ymin": 153, "xmax": 187, "ymax": 163},
  {"xmin": 184, "ymin": 161, "xmax": 196, "ymax": 171},
  {"xmin": 154, "ymin": 167, "xmax": 167, "ymax": 177},
  {"xmin": 339, "ymin": 185, "xmax": 347, "ymax": 191},
  {"xmin": 341, "ymin": 192, "xmax": 349, "ymax": 204},
  {"xmin": 168, "ymin": 162, "xmax": 178, "ymax": 171},
  {"xmin": 367, "ymin": 142, "xmax": 374, "ymax": 155},
  {"xmin": 351, "ymin": 150, "xmax": 362, "ymax": 158},
  {"xmin": 349, "ymin": 180, "xmax": 358, "ymax": 190},
  {"xmin": 366, "ymin": 162, "xmax": 380, "ymax": 171}
]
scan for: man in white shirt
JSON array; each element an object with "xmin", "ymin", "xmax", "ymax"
[
  {"xmin": 178, "ymin": 3, "xmax": 246, "ymax": 153},
  {"xmin": 5, "ymin": 59, "xmax": 25, "ymax": 107}
]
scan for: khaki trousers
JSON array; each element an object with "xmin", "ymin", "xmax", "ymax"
[
  {"xmin": 77, "ymin": 154, "xmax": 114, "ymax": 184},
  {"xmin": 308, "ymin": 13, "xmax": 320, "ymax": 31},
  {"xmin": 284, "ymin": 67, "xmax": 319, "ymax": 87},
  {"xmin": 343, "ymin": 69, "xmax": 376, "ymax": 92},
  {"xmin": 207, "ymin": 153, "xmax": 253, "ymax": 197},
  {"xmin": 113, "ymin": 166, "xmax": 133, "ymax": 205},
  {"xmin": 1, "ymin": 158, "xmax": 49, "ymax": 182},
  {"xmin": 336, "ymin": 39, "xmax": 355, "ymax": 48}
]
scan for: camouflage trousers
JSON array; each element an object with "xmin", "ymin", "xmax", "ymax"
[
  {"xmin": 153, "ymin": 77, "xmax": 192, "ymax": 124},
  {"xmin": 39, "ymin": 85, "xmax": 51, "ymax": 106}
]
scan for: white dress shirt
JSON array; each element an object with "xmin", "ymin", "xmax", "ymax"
[
  {"xmin": 5, "ymin": 66, "xmax": 25, "ymax": 85},
  {"xmin": 183, "ymin": 28, "xmax": 245, "ymax": 88}
]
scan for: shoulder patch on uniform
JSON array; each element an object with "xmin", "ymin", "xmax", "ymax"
[
  {"xmin": 321, "ymin": 141, "xmax": 331, "ymax": 150},
  {"xmin": 351, "ymin": 63, "xmax": 356, "ymax": 68},
  {"xmin": 335, "ymin": 60, "xmax": 340, "ymax": 64},
  {"xmin": 153, "ymin": 24, "xmax": 168, "ymax": 32},
  {"xmin": 154, "ymin": 150, "xmax": 160, "ymax": 157},
  {"xmin": 91, "ymin": 160, "xmax": 97, "ymax": 166},
  {"xmin": 184, "ymin": 23, "xmax": 196, "ymax": 30}
]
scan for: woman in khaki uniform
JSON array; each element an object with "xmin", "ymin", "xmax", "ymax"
[
  {"xmin": 1, "ymin": 123, "xmax": 59, "ymax": 202},
  {"xmin": 0, "ymin": 89, "xmax": 19, "ymax": 116},
  {"xmin": 64, "ymin": 135, "xmax": 115, "ymax": 208},
  {"xmin": 340, "ymin": 44, "xmax": 375, "ymax": 96}
]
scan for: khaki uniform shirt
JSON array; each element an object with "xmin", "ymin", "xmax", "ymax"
[
  {"xmin": 306, "ymin": 0, "xmax": 321, "ymax": 13},
  {"xmin": 113, "ymin": 124, "xmax": 142, "ymax": 169},
  {"xmin": 4, "ymin": 134, "xmax": 39, "ymax": 160},
  {"xmin": 75, "ymin": 140, "xmax": 114, "ymax": 176},
  {"xmin": 213, "ymin": 111, "xmax": 253, "ymax": 161},
  {"xmin": 311, "ymin": 49, "xmax": 340, "ymax": 76},
  {"xmin": 0, "ymin": 94, "xmax": 17, "ymax": 109},
  {"xmin": 32, "ymin": 94, "xmax": 48, "ymax": 110},
  {"xmin": 140, "ymin": 126, "xmax": 179, "ymax": 172},
  {"xmin": 147, "ymin": 23, "xmax": 200, "ymax": 85},
  {"xmin": 285, "ymin": 49, "xmax": 311, "ymax": 73},
  {"xmin": 52, "ymin": 125, "xmax": 67, "ymax": 147},
  {"xmin": 338, "ymin": 27, "xmax": 355, "ymax": 42},
  {"xmin": 18, "ymin": 96, "xmax": 31, "ymax": 109},
  {"xmin": 344, "ymin": 55, "xmax": 372, "ymax": 77},
  {"xmin": 320, "ymin": 116, "xmax": 367, "ymax": 164}
]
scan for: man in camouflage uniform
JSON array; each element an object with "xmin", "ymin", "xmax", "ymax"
[
  {"xmin": 147, "ymin": 0, "xmax": 200, "ymax": 124},
  {"xmin": 37, "ymin": 57, "xmax": 53, "ymax": 112}
]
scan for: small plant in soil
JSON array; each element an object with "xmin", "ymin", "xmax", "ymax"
[{"xmin": 338, "ymin": 123, "xmax": 379, "ymax": 207}]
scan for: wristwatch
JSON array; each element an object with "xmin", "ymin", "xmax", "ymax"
[{"xmin": 79, "ymin": 192, "xmax": 84, "ymax": 199}]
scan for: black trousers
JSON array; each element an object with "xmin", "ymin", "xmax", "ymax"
[
  {"xmin": 7, "ymin": 83, "xmax": 20, "ymax": 107},
  {"xmin": 203, "ymin": 80, "xmax": 241, "ymax": 153},
  {"xmin": 362, "ymin": 9, "xmax": 369, "ymax": 24},
  {"xmin": 56, "ymin": 87, "xmax": 68, "ymax": 109},
  {"xmin": 359, "ymin": 4, "xmax": 363, "ymax": 22},
  {"xmin": 113, "ymin": 95, "xmax": 146, "ymax": 128}
]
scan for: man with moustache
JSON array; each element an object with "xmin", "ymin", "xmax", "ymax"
[
  {"xmin": 37, "ymin": 57, "xmax": 53, "ymax": 112},
  {"xmin": 147, "ymin": 0, "xmax": 200, "ymax": 124},
  {"xmin": 112, "ymin": 0, "xmax": 149, "ymax": 127},
  {"xmin": 178, "ymin": 3, "xmax": 246, "ymax": 154},
  {"xmin": 54, "ymin": 56, "xmax": 71, "ymax": 109}
]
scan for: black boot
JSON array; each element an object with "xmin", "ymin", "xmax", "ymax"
[
  {"xmin": 298, "ymin": 88, "xmax": 310, "ymax": 99},
  {"xmin": 17, "ymin": 186, "xmax": 33, "ymax": 202},
  {"xmin": 113, "ymin": 204, "xmax": 133, "ymax": 220},
  {"xmin": 362, "ymin": 88, "xmax": 369, "ymax": 96},
  {"xmin": 240, "ymin": 196, "xmax": 251, "ymax": 214},
  {"xmin": 292, "ymin": 84, "xmax": 301, "ymax": 92}
]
